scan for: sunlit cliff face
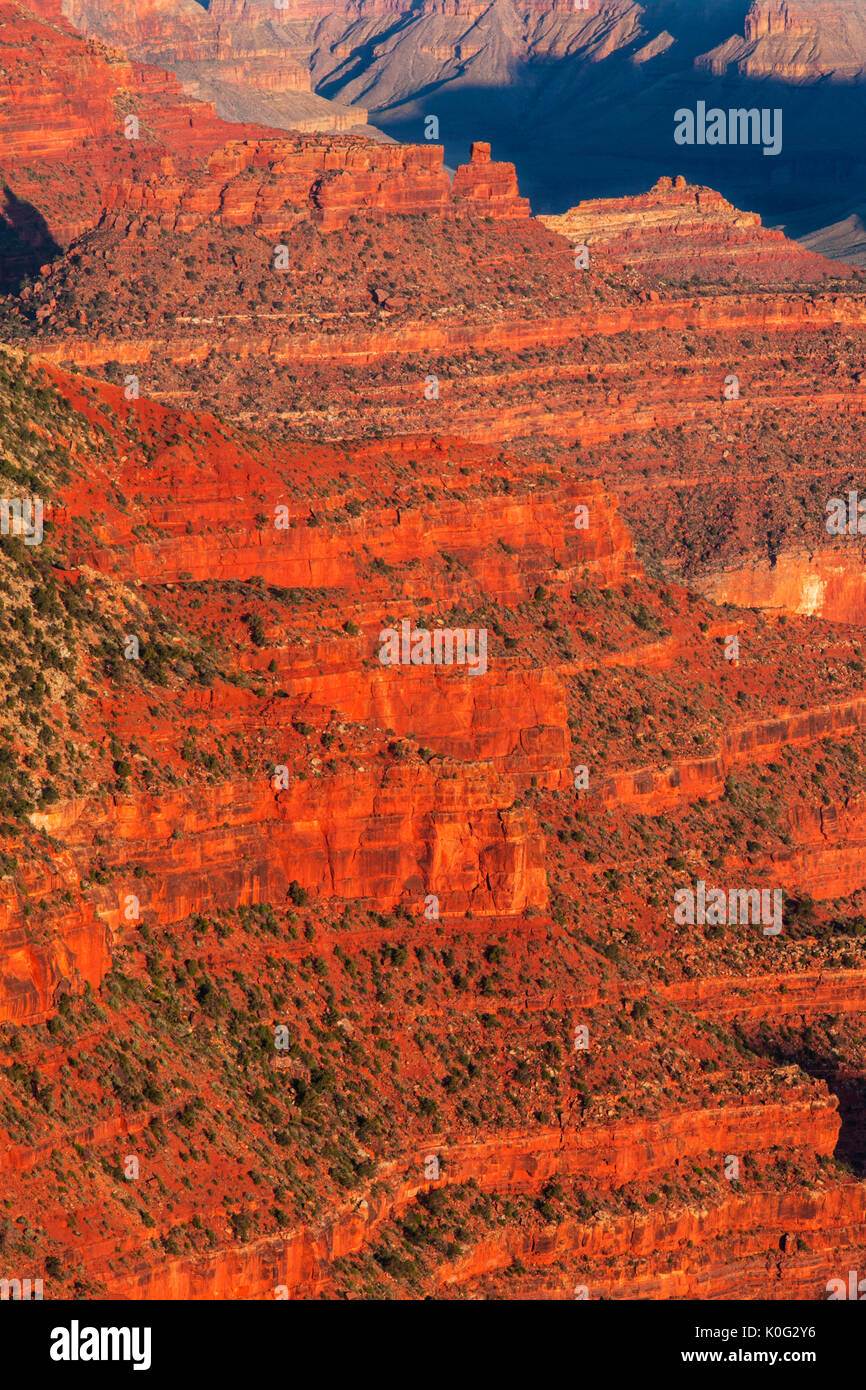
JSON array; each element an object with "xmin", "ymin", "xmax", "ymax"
[{"xmin": 2, "ymin": 0, "xmax": 866, "ymax": 1306}]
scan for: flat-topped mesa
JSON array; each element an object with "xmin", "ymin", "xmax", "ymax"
[
  {"xmin": 553, "ymin": 174, "xmax": 759, "ymax": 222},
  {"xmin": 540, "ymin": 175, "xmax": 853, "ymax": 284},
  {"xmin": 104, "ymin": 135, "xmax": 531, "ymax": 232}
]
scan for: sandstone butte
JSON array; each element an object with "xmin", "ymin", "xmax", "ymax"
[
  {"xmin": 540, "ymin": 175, "xmax": 857, "ymax": 286},
  {"xmin": 0, "ymin": 0, "xmax": 527, "ymax": 275},
  {"xmin": 2, "ymin": 0, "xmax": 866, "ymax": 1304},
  {"xmin": 55, "ymin": 0, "xmax": 866, "ymax": 281},
  {"xmin": 700, "ymin": 0, "xmax": 866, "ymax": 80}
]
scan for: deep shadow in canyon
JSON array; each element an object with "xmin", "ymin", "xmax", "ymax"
[
  {"xmin": 357, "ymin": 63, "xmax": 866, "ymax": 239},
  {"xmin": 0, "ymin": 190, "xmax": 61, "ymax": 294}
]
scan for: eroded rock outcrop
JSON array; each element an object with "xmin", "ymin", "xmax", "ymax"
[
  {"xmin": 0, "ymin": 348, "xmax": 865, "ymax": 1299},
  {"xmin": 2, "ymin": 8, "xmax": 866, "ymax": 1302},
  {"xmin": 541, "ymin": 175, "xmax": 853, "ymax": 285},
  {"xmin": 700, "ymin": 0, "xmax": 866, "ymax": 80}
]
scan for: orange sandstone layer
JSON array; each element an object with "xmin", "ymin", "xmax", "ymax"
[
  {"xmin": 86, "ymin": 1101, "xmax": 843, "ymax": 1297},
  {"xmin": 540, "ymin": 175, "xmax": 853, "ymax": 286}
]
